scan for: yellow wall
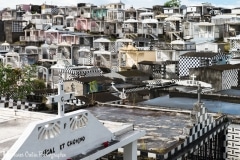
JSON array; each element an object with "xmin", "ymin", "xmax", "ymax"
[
  {"xmin": 126, "ymin": 50, "xmax": 156, "ymax": 63},
  {"xmin": 139, "ymin": 50, "xmax": 156, "ymax": 62}
]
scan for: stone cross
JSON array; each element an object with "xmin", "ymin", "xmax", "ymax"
[
  {"xmin": 191, "ymin": 74, "xmax": 196, "ymax": 81},
  {"xmin": 46, "ymin": 81, "xmax": 75, "ymax": 117},
  {"xmin": 111, "ymin": 81, "xmax": 115, "ymax": 86}
]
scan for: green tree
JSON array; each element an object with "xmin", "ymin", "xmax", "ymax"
[
  {"xmin": 32, "ymin": 79, "xmax": 46, "ymax": 90},
  {"xmin": 15, "ymin": 65, "xmax": 37, "ymax": 99},
  {"xmin": 0, "ymin": 63, "xmax": 38, "ymax": 100},
  {"xmin": 164, "ymin": 0, "xmax": 181, "ymax": 7},
  {"xmin": 0, "ymin": 63, "xmax": 21, "ymax": 97}
]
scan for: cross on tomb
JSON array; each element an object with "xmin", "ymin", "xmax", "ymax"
[
  {"xmin": 46, "ymin": 81, "xmax": 75, "ymax": 117},
  {"xmin": 218, "ymin": 48, "xmax": 221, "ymax": 53},
  {"xmin": 119, "ymin": 88, "xmax": 127, "ymax": 100},
  {"xmin": 191, "ymin": 74, "xmax": 196, "ymax": 81},
  {"xmin": 111, "ymin": 81, "xmax": 115, "ymax": 86}
]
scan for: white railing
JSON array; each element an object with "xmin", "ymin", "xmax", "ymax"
[
  {"xmin": 78, "ymin": 58, "xmax": 91, "ymax": 65},
  {"xmin": 29, "ymin": 35, "xmax": 37, "ymax": 41},
  {"xmin": 19, "ymin": 36, "xmax": 25, "ymax": 41},
  {"xmin": 25, "ymin": 37, "xmax": 30, "ymax": 41}
]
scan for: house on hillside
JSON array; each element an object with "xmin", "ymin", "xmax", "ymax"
[
  {"xmin": 1, "ymin": 7, "xmax": 15, "ymax": 21},
  {"xmin": 186, "ymin": 3, "xmax": 213, "ymax": 22},
  {"xmin": 123, "ymin": 7, "xmax": 138, "ymax": 39},
  {"xmin": 211, "ymin": 14, "xmax": 234, "ymax": 40},
  {"xmin": 20, "ymin": 22, "xmax": 45, "ymax": 46},
  {"xmin": 92, "ymin": 37, "xmax": 117, "ymax": 70},
  {"xmin": 164, "ymin": 15, "xmax": 183, "ymax": 41},
  {"xmin": 91, "ymin": 7, "xmax": 107, "ymax": 33},
  {"xmin": 105, "ymin": 1, "xmax": 125, "ymax": 37}
]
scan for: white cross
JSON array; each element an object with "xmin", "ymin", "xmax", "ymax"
[
  {"xmin": 191, "ymin": 74, "xmax": 196, "ymax": 81},
  {"xmin": 46, "ymin": 81, "xmax": 75, "ymax": 117},
  {"xmin": 218, "ymin": 48, "xmax": 221, "ymax": 53},
  {"xmin": 119, "ymin": 88, "xmax": 126, "ymax": 100},
  {"xmin": 111, "ymin": 81, "xmax": 115, "ymax": 86}
]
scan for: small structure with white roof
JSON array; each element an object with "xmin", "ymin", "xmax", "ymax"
[
  {"xmin": 0, "ymin": 41, "xmax": 11, "ymax": 55},
  {"xmin": 5, "ymin": 51, "xmax": 21, "ymax": 68}
]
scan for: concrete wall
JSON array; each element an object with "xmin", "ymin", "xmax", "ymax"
[
  {"xmin": 189, "ymin": 68, "xmax": 223, "ymax": 91},
  {"xmin": 196, "ymin": 43, "xmax": 224, "ymax": 53}
]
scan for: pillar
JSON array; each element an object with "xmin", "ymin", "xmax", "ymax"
[
  {"xmin": 0, "ymin": 97, "xmax": 5, "ymax": 108},
  {"xmin": 9, "ymin": 99, "xmax": 14, "ymax": 108},
  {"xmin": 123, "ymin": 140, "xmax": 137, "ymax": 160}
]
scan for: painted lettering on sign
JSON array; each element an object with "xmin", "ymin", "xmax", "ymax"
[
  {"xmin": 40, "ymin": 147, "xmax": 55, "ymax": 157},
  {"xmin": 41, "ymin": 136, "xmax": 85, "ymax": 156},
  {"xmin": 67, "ymin": 136, "xmax": 85, "ymax": 147}
]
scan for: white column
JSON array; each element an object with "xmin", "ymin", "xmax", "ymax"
[
  {"xmin": 9, "ymin": 99, "xmax": 14, "ymax": 108},
  {"xmin": 123, "ymin": 140, "xmax": 137, "ymax": 160}
]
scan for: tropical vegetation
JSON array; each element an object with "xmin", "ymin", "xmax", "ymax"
[
  {"xmin": 0, "ymin": 63, "xmax": 45, "ymax": 100},
  {"xmin": 164, "ymin": 0, "xmax": 181, "ymax": 7}
]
